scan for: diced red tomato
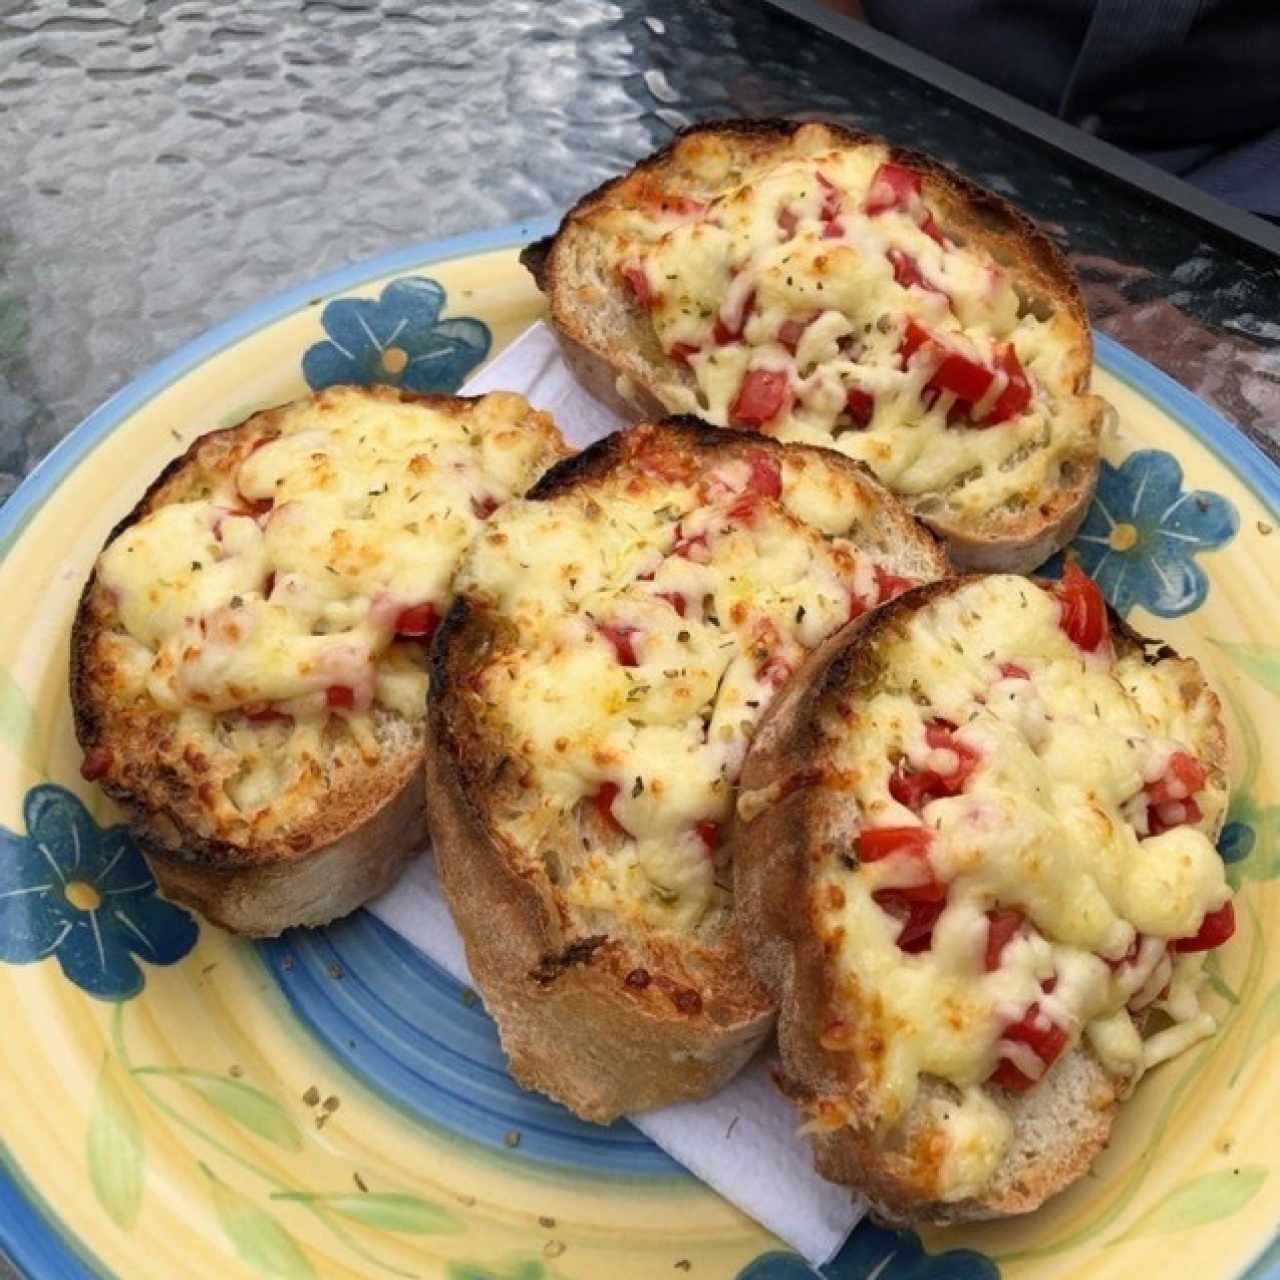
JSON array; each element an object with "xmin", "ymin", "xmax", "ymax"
[
  {"xmin": 80, "ymin": 746, "xmax": 112, "ymax": 781},
  {"xmin": 1052, "ymin": 559, "xmax": 1108, "ymax": 652},
  {"xmin": 924, "ymin": 719, "xmax": 979, "ymax": 765},
  {"xmin": 873, "ymin": 564, "xmax": 917, "ymax": 603},
  {"xmin": 670, "ymin": 342, "xmax": 700, "ymax": 366},
  {"xmin": 984, "ymin": 909, "xmax": 1026, "ymax": 971},
  {"xmin": 777, "ymin": 317, "xmax": 810, "ymax": 353},
  {"xmin": 470, "ymin": 494, "xmax": 499, "ymax": 520},
  {"xmin": 984, "ymin": 343, "xmax": 1032, "ymax": 424},
  {"xmin": 822, "ymin": 217, "xmax": 843, "ymax": 239},
  {"xmin": 1173, "ymin": 900, "xmax": 1235, "ymax": 952},
  {"xmin": 1149, "ymin": 797, "xmax": 1205, "ymax": 835},
  {"xmin": 1145, "ymin": 751, "xmax": 1207, "ymax": 835},
  {"xmin": 999, "ymin": 662, "xmax": 1030, "ymax": 679},
  {"xmin": 864, "ymin": 162, "xmax": 921, "ymax": 215},
  {"xmin": 593, "ymin": 782, "xmax": 628, "ymax": 836},
  {"xmin": 395, "ymin": 602, "xmax": 440, "ymax": 639},
  {"xmin": 898, "ymin": 319, "xmax": 933, "ymax": 365},
  {"xmin": 845, "ymin": 387, "xmax": 875, "ymax": 427},
  {"xmin": 657, "ymin": 591, "xmax": 687, "ymax": 617},
  {"xmin": 730, "ymin": 369, "xmax": 789, "ymax": 427},
  {"xmin": 326, "ymin": 685, "xmax": 355, "ymax": 710},
  {"xmin": 695, "ymin": 821, "xmax": 721, "ymax": 853},
  {"xmin": 920, "ymin": 212, "xmax": 948, "ymax": 247},
  {"xmin": 600, "ymin": 623, "xmax": 641, "ymax": 667},
  {"xmin": 746, "ymin": 450, "xmax": 783, "ymax": 499},
  {"xmin": 931, "ymin": 350, "xmax": 995, "ymax": 403},
  {"xmin": 989, "ymin": 1003, "xmax": 1069, "ymax": 1091},
  {"xmin": 713, "ymin": 290, "xmax": 754, "ymax": 345},
  {"xmin": 874, "ymin": 893, "xmax": 946, "ymax": 953},
  {"xmin": 887, "ymin": 248, "xmax": 927, "ymax": 290},
  {"xmin": 757, "ymin": 653, "xmax": 794, "ymax": 690},
  {"xmin": 888, "ymin": 767, "xmax": 941, "ymax": 811},
  {"xmin": 889, "ymin": 720, "xmax": 980, "ymax": 810},
  {"xmin": 777, "ymin": 206, "xmax": 799, "ymax": 239},
  {"xmin": 1146, "ymin": 751, "xmax": 1208, "ymax": 806},
  {"xmin": 857, "ymin": 825, "xmax": 934, "ymax": 863},
  {"xmin": 727, "ymin": 492, "xmax": 763, "ymax": 525},
  {"xmin": 621, "ymin": 263, "xmax": 654, "ymax": 307},
  {"xmin": 816, "ymin": 170, "xmax": 842, "ymax": 224},
  {"xmin": 672, "ymin": 525, "xmax": 709, "ymax": 561}
]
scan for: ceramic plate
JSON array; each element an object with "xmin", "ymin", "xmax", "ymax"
[{"xmin": 1, "ymin": 223, "xmax": 1278, "ymax": 1280}]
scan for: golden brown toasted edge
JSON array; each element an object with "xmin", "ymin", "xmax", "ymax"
[
  {"xmin": 69, "ymin": 386, "xmax": 533, "ymax": 929},
  {"xmin": 732, "ymin": 574, "xmax": 1229, "ymax": 1223},
  {"xmin": 426, "ymin": 599, "xmax": 773, "ymax": 1124}
]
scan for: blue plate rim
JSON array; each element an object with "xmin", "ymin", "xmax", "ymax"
[{"xmin": 0, "ymin": 221, "xmax": 1278, "ymax": 1280}]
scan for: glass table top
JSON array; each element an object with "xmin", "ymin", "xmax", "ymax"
[{"xmin": 0, "ymin": 0, "xmax": 1277, "ymax": 515}]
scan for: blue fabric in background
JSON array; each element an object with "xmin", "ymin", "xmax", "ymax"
[{"xmin": 863, "ymin": 0, "xmax": 1280, "ymax": 214}]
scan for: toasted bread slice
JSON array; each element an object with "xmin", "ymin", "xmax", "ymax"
[
  {"xmin": 71, "ymin": 385, "xmax": 569, "ymax": 936},
  {"xmin": 426, "ymin": 418, "xmax": 950, "ymax": 1121},
  {"xmin": 733, "ymin": 572, "xmax": 1233, "ymax": 1223},
  {"xmin": 524, "ymin": 118, "xmax": 1113, "ymax": 573}
]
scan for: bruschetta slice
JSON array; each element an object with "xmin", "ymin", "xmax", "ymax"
[
  {"xmin": 523, "ymin": 119, "xmax": 1112, "ymax": 573},
  {"xmin": 734, "ymin": 569, "xmax": 1234, "ymax": 1222},
  {"xmin": 71, "ymin": 385, "xmax": 569, "ymax": 936},
  {"xmin": 425, "ymin": 418, "xmax": 950, "ymax": 1121}
]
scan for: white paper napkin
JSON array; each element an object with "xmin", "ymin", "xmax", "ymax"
[{"xmin": 368, "ymin": 321, "xmax": 864, "ymax": 1267}]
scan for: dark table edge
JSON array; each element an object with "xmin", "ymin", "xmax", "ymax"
[{"xmin": 761, "ymin": 0, "xmax": 1280, "ymax": 259}]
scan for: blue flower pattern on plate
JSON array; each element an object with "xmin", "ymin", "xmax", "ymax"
[
  {"xmin": 739, "ymin": 1221, "xmax": 998, "ymax": 1279},
  {"xmin": 302, "ymin": 276, "xmax": 491, "ymax": 394},
  {"xmin": 0, "ymin": 784, "xmax": 197, "ymax": 1001},
  {"xmin": 1047, "ymin": 449, "xmax": 1237, "ymax": 617},
  {"xmin": 1218, "ymin": 820, "xmax": 1255, "ymax": 866}
]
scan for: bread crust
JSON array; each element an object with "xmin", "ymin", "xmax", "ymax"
[
  {"xmin": 733, "ymin": 575, "xmax": 1230, "ymax": 1223},
  {"xmin": 71, "ymin": 385, "xmax": 563, "ymax": 937},
  {"xmin": 524, "ymin": 117, "xmax": 1109, "ymax": 574},
  {"xmin": 426, "ymin": 419, "xmax": 951, "ymax": 1121}
]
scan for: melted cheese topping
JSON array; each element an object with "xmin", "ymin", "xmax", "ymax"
[
  {"xmin": 456, "ymin": 436, "xmax": 932, "ymax": 936},
  {"xmin": 797, "ymin": 575, "xmax": 1230, "ymax": 1200},
  {"xmin": 96, "ymin": 389, "xmax": 564, "ymax": 810},
  {"xmin": 592, "ymin": 126, "xmax": 1098, "ymax": 523}
]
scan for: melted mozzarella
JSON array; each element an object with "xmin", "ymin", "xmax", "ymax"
[
  {"xmin": 456, "ymin": 444, "xmax": 918, "ymax": 934},
  {"xmin": 805, "ymin": 575, "xmax": 1229, "ymax": 1199},
  {"xmin": 598, "ymin": 128, "xmax": 1097, "ymax": 518},
  {"xmin": 96, "ymin": 388, "xmax": 564, "ymax": 807}
]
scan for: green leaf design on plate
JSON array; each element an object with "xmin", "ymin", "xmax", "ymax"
[
  {"xmin": 447, "ymin": 1263, "xmax": 546, "ymax": 1280},
  {"xmin": 202, "ymin": 1164, "xmax": 316, "ymax": 1280},
  {"xmin": 1231, "ymin": 980, "xmax": 1280, "ymax": 1085},
  {"xmin": 134, "ymin": 1068, "xmax": 302, "ymax": 1151},
  {"xmin": 1110, "ymin": 1166, "xmax": 1266, "ymax": 1244},
  {"xmin": 1213, "ymin": 642, "xmax": 1280, "ymax": 698},
  {"xmin": 0, "ymin": 667, "xmax": 40, "ymax": 774},
  {"xmin": 86, "ymin": 1054, "xmax": 144, "ymax": 1231},
  {"xmin": 272, "ymin": 1191, "xmax": 464, "ymax": 1234}
]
